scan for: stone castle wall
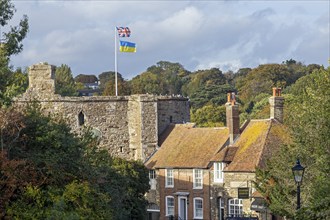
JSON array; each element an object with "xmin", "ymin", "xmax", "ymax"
[{"xmin": 15, "ymin": 63, "xmax": 190, "ymax": 161}]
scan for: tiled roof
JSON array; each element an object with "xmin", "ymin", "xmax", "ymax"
[
  {"xmin": 145, "ymin": 124, "xmax": 229, "ymax": 169},
  {"xmin": 211, "ymin": 146, "xmax": 237, "ymax": 162},
  {"xmin": 225, "ymin": 119, "xmax": 291, "ymax": 172}
]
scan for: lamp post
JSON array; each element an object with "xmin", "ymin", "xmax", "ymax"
[{"xmin": 291, "ymin": 159, "xmax": 305, "ymax": 210}]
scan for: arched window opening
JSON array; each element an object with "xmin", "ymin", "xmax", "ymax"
[{"xmin": 78, "ymin": 111, "xmax": 85, "ymax": 126}]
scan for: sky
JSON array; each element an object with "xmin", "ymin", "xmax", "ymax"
[{"xmin": 6, "ymin": 0, "xmax": 330, "ymax": 79}]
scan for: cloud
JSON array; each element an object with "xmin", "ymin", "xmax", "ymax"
[{"xmin": 9, "ymin": 1, "xmax": 330, "ymax": 78}]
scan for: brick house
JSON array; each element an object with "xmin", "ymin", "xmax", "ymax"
[{"xmin": 145, "ymin": 88, "xmax": 290, "ymax": 220}]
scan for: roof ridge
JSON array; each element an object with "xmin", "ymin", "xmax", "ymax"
[{"xmin": 250, "ymin": 118, "xmax": 271, "ymax": 122}]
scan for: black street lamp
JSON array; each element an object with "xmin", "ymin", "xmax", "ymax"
[{"xmin": 291, "ymin": 159, "xmax": 305, "ymax": 210}]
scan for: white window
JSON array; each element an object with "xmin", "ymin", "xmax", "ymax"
[
  {"xmin": 166, "ymin": 196, "xmax": 175, "ymax": 216},
  {"xmin": 149, "ymin": 170, "xmax": 157, "ymax": 190},
  {"xmin": 193, "ymin": 169, "xmax": 203, "ymax": 189},
  {"xmin": 149, "ymin": 170, "xmax": 156, "ymax": 179},
  {"xmin": 228, "ymin": 198, "xmax": 243, "ymax": 217},
  {"xmin": 194, "ymin": 198, "xmax": 203, "ymax": 219},
  {"xmin": 165, "ymin": 169, "xmax": 174, "ymax": 188},
  {"xmin": 214, "ymin": 162, "xmax": 224, "ymax": 183}
]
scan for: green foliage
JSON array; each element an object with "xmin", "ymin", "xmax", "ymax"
[
  {"xmin": 0, "ymin": 104, "xmax": 150, "ymax": 219},
  {"xmin": 0, "ymin": 48, "xmax": 28, "ymax": 107},
  {"xmin": 189, "ymin": 84, "xmax": 234, "ymax": 109},
  {"xmin": 191, "ymin": 104, "xmax": 226, "ymax": 127},
  {"xmin": 236, "ymin": 64, "xmax": 290, "ymax": 105},
  {"xmin": 7, "ymin": 182, "xmax": 111, "ymax": 219},
  {"xmin": 99, "ymin": 71, "xmax": 115, "ymax": 91},
  {"xmin": 8, "ymin": 103, "xmax": 86, "ymax": 186},
  {"xmin": 182, "ymin": 68, "xmax": 226, "ymax": 96},
  {"xmin": 236, "ymin": 61, "xmax": 324, "ymax": 114},
  {"xmin": 130, "ymin": 71, "xmax": 162, "ymax": 95},
  {"xmin": 111, "ymin": 158, "xmax": 149, "ymax": 219},
  {"xmin": 0, "ymin": 0, "xmax": 29, "ymax": 106},
  {"xmin": 101, "ymin": 71, "xmax": 130, "ymax": 96},
  {"xmin": 239, "ymin": 93, "xmax": 270, "ymax": 123},
  {"xmin": 130, "ymin": 61, "xmax": 188, "ymax": 95},
  {"xmin": 0, "ymin": 0, "xmax": 29, "ymax": 56},
  {"xmin": 55, "ymin": 64, "xmax": 77, "ymax": 96},
  {"xmin": 74, "ymin": 74, "xmax": 98, "ymax": 84},
  {"xmin": 84, "ymin": 144, "xmax": 149, "ymax": 219},
  {"xmin": 255, "ymin": 68, "xmax": 330, "ymax": 219}
]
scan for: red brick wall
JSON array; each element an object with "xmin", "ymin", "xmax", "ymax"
[{"xmin": 157, "ymin": 168, "xmax": 211, "ymax": 220}]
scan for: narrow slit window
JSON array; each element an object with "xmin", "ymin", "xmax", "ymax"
[{"xmin": 78, "ymin": 111, "xmax": 85, "ymax": 126}]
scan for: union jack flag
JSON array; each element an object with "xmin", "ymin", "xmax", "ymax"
[{"xmin": 116, "ymin": 27, "xmax": 131, "ymax": 37}]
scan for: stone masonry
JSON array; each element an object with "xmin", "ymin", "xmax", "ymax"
[{"xmin": 14, "ymin": 63, "xmax": 190, "ymax": 161}]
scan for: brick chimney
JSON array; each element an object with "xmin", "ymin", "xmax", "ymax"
[
  {"xmin": 269, "ymin": 88, "xmax": 284, "ymax": 123},
  {"xmin": 225, "ymin": 92, "xmax": 240, "ymax": 144}
]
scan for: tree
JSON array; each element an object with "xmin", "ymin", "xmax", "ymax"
[
  {"xmin": 182, "ymin": 68, "xmax": 226, "ymax": 96},
  {"xmin": 74, "ymin": 74, "xmax": 98, "ymax": 84},
  {"xmin": 0, "ymin": 104, "xmax": 150, "ymax": 219},
  {"xmin": 55, "ymin": 64, "xmax": 77, "ymax": 96},
  {"xmin": 130, "ymin": 71, "xmax": 162, "ymax": 95},
  {"xmin": 239, "ymin": 93, "xmax": 270, "ymax": 123},
  {"xmin": 0, "ymin": 47, "xmax": 12, "ymax": 106},
  {"xmin": 255, "ymin": 67, "xmax": 330, "ymax": 219},
  {"xmin": 99, "ymin": 71, "xmax": 115, "ymax": 91},
  {"xmin": 0, "ymin": 48, "xmax": 28, "ymax": 107},
  {"xmin": 129, "ymin": 61, "xmax": 188, "ymax": 95},
  {"xmin": 236, "ymin": 64, "xmax": 291, "ymax": 104},
  {"xmin": 0, "ymin": 0, "xmax": 29, "ymax": 56},
  {"xmin": 189, "ymin": 84, "xmax": 234, "ymax": 110},
  {"xmin": 0, "ymin": 0, "xmax": 29, "ymax": 106},
  {"xmin": 100, "ymin": 71, "xmax": 130, "ymax": 96},
  {"xmin": 147, "ymin": 61, "xmax": 189, "ymax": 95},
  {"xmin": 191, "ymin": 104, "xmax": 226, "ymax": 127}
]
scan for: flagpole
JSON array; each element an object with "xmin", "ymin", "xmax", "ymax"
[{"xmin": 114, "ymin": 27, "xmax": 118, "ymax": 96}]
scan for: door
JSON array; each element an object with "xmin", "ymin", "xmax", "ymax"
[
  {"xmin": 178, "ymin": 196, "xmax": 187, "ymax": 220},
  {"xmin": 219, "ymin": 197, "xmax": 224, "ymax": 220}
]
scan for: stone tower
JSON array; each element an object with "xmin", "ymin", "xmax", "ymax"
[
  {"xmin": 26, "ymin": 63, "xmax": 57, "ymax": 99},
  {"xmin": 15, "ymin": 63, "xmax": 190, "ymax": 162}
]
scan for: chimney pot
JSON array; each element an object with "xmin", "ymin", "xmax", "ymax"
[
  {"xmin": 272, "ymin": 87, "xmax": 282, "ymax": 97},
  {"xmin": 227, "ymin": 92, "xmax": 236, "ymax": 105},
  {"xmin": 272, "ymin": 87, "xmax": 277, "ymax": 96}
]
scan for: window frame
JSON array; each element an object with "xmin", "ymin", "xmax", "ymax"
[
  {"xmin": 214, "ymin": 162, "xmax": 224, "ymax": 183},
  {"xmin": 149, "ymin": 170, "xmax": 156, "ymax": 180},
  {"xmin": 193, "ymin": 197, "xmax": 203, "ymax": 219},
  {"xmin": 219, "ymin": 197, "xmax": 225, "ymax": 220},
  {"xmin": 165, "ymin": 168, "xmax": 174, "ymax": 188},
  {"xmin": 193, "ymin": 169, "xmax": 203, "ymax": 189},
  {"xmin": 166, "ymin": 196, "xmax": 175, "ymax": 217},
  {"xmin": 228, "ymin": 198, "xmax": 243, "ymax": 217}
]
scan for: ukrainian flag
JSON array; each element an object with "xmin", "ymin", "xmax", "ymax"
[{"xmin": 119, "ymin": 40, "xmax": 136, "ymax": 53}]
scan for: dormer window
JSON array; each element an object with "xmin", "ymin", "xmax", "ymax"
[{"xmin": 214, "ymin": 162, "xmax": 224, "ymax": 183}]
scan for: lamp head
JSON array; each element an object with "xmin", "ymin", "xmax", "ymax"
[{"xmin": 292, "ymin": 159, "xmax": 305, "ymax": 185}]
